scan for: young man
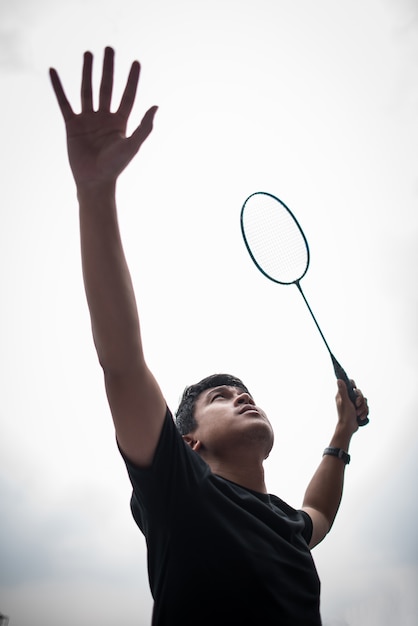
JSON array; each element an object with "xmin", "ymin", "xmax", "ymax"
[{"xmin": 50, "ymin": 47, "xmax": 369, "ymax": 626}]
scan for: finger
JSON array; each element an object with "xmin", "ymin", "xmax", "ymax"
[
  {"xmin": 99, "ymin": 46, "xmax": 114, "ymax": 111},
  {"xmin": 129, "ymin": 105, "xmax": 158, "ymax": 151},
  {"xmin": 116, "ymin": 61, "xmax": 140, "ymax": 119},
  {"xmin": 49, "ymin": 68, "xmax": 74, "ymax": 122},
  {"xmin": 357, "ymin": 408, "xmax": 369, "ymax": 425},
  {"xmin": 352, "ymin": 386, "xmax": 367, "ymax": 410},
  {"xmin": 356, "ymin": 392, "xmax": 369, "ymax": 424},
  {"xmin": 81, "ymin": 51, "xmax": 94, "ymax": 112},
  {"xmin": 354, "ymin": 389, "xmax": 365, "ymax": 407}
]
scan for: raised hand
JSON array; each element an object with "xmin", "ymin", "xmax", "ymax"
[{"xmin": 49, "ymin": 46, "xmax": 158, "ymax": 189}]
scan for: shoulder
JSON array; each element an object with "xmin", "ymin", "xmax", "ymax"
[
  {"xmin": 119, "ymin": 407, "xmax": 209, "ymax": 489},
  {"xmin": 269, "ymin": 495, "xmax": 314, "ymax": 544}
]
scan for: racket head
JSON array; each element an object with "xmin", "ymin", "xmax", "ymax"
[{"xmin": 240, "ymin": 192, "xmax": 310, "ymax": 285}]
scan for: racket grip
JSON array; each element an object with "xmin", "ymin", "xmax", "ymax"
[{"xmin": 331, "ymin": 355, "xmax": 369, "ymax": 426}]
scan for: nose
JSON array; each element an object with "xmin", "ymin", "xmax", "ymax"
[{"xmin": 235, "ymin": 391, "xmax": 254, "ymax": 405}]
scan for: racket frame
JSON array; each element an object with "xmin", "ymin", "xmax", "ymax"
[{"xmin": 240, "ymin": 191, "xmax": 369, "ymax": 426}]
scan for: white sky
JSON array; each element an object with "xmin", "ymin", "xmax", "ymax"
[{"xmin": 1, "ymin": 0, "xmax": 417, "ymax": 624}]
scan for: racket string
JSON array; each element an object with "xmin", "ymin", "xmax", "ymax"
[{"xmin": 242, "ymin": 195, "xmax": 308, "ymax": 284}]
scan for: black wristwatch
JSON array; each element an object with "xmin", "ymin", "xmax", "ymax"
[{"xmin": 323, "ymin": 447, "xmax": 351, "ymax": 465}]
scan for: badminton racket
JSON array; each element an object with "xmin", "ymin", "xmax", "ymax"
[{"xmin": 240, "ymin": 191, "xmax": 368, "ymax": 426}]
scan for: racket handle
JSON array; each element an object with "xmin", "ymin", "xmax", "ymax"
[{"xmin": 331, "ymin": 355, "xmax": 369, "ymax": 427}]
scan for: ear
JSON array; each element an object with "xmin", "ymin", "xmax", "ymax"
[{"xmin": 182, "ymin": 435, "xmax": 202, "ymax": 452}]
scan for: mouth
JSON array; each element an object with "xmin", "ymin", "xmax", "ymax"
[{"xmin": 239, "ymin": 404, "xmax": 260, "ymax": 415}]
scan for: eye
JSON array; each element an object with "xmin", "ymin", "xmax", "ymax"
[{"xmin": 211, "ymin": 392, "xmax": 224, "ymax": 401}]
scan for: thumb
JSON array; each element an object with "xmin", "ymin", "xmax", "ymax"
[
  {"xmin": 337, "ymin": 379, "xmax": 347, "ymax": 395},
  {"xmin": 130, "ymin": 105, "xmax": 158, "ymax": 151},
  {"xmin": 336, "ymin": 379, "xmax": 358, "ymax": 427},
  {"xmin": 336, "ymin": 379, "xmax": 350, "ymax": 408},
  {"xmin": 337, "ymin": 378, "xmax": 347, "ymax": 391}
]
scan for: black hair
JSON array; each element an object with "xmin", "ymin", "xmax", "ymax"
[{"xmin": 175, "ymin": 373, "xmax": 250, "ymax": 436}]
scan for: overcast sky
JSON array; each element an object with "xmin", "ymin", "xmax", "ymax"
[{"xmin": 1, "ymin": 1, "xmax": 417, "ymax": 624}]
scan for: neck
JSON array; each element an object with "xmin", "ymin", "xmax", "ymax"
[{"xmin": 207, "ymin": 458, "xmax": 267, "ymax": 494}]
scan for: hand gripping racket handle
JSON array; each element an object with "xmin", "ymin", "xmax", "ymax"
[{"xmin": 331, "ymin": 355, "xmax": 369, "ymax": 426}]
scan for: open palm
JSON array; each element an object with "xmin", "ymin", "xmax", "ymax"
[{"xmin": 50, "ymin": 47, "xmax": 157, "ymax": 187}]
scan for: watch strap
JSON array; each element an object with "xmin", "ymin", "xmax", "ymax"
[{"xmin": 323, "ymin": 447, "xmax": 350, "ymax": 465}]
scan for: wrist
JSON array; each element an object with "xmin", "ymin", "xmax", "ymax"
[
  {"xmin": 329, "ymin": 423, "xmax": 353, "ymax": 450},
  {"xmin": 77, "ymin": 180, "xmax": 117, "ymax": 204}
]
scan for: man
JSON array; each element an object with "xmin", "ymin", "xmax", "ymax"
[{"xmin": 50, "ymin": 47, "xmax": 369, "ymax": 626}]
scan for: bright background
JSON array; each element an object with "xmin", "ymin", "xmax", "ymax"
[{"xmin": 1, "ymin": 1, "xmax": 417, "ymax": 624}]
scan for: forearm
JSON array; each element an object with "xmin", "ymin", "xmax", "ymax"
[
  {"xmin": 78, "ymin": 183, "xmax": 143, "ymax": 373},
  {"xmin": 302, "ymin": 425, "xmax": 352, "ymax": 530}
]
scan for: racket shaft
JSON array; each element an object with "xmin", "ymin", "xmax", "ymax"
[{"xmin": 297, "ymin": 283, "xmax": 369, "ymax": 426}]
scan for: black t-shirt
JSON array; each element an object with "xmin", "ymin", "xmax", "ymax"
[{"xmin": 120, "ymin": 409, "xmax": 322, "ymax": 625}]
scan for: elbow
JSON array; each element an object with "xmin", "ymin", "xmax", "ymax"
[
  {"xmin": 302, "ymin": 507, "xmax": 332, "ymax": 549},
  {"xmin": 93, "ymin": 331, "xmax": 145, "ymax": 376}
]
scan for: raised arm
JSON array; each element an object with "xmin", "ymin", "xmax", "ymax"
[
  {"xmin": 302, "ymin": 380, "xmax": 369, "ymax": 548},
  {"xmin": 50, "ymin": 47, "xmax": 167, "ymax": 466}
]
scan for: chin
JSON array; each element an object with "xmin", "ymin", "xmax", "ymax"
[
  {"xmin": 248, "ymin": 423, "xmax": 274, "ymax": 457},
  {"xmin": 264, "ymin": 439, "xmax": 274, "ymax": 459}
]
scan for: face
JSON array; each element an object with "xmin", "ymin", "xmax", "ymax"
[{"xmin": 189, "ymin": 385, "xmax": 274, "ymax": 459}]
